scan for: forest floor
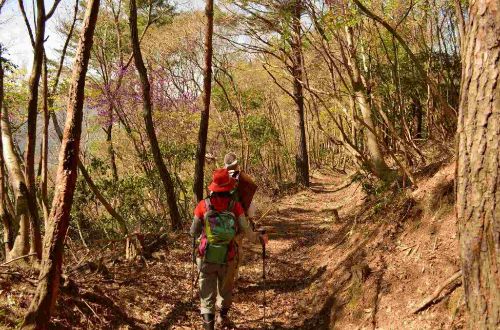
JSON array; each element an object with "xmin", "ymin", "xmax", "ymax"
[{"xmin": 0, "ymin": 161, "xmax": 465, "ymax": 329}]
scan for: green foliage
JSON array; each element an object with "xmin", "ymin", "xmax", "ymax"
[
  {"xmin": 2, "ymin": 68, "xmax": 29, "ymax": 120},
  {"xmin": 161, "ymin": 141, "xmax": 197, "ymax": 170},
  {"xmin": 244, "ymin": 114, "xmax": 279, "ymax": 148},
  {"xmin": 72, "ymin": 165, "xmax": 164, "ymax": 240},
  {"xmin": 212, "ymin": 85, "xmax": 231, "ymax": 112},
  {"xmin": 137, "ymin": 0, "xmax": 175, "ymax": 26},
  {"xmin": 240, "ymin": 88, "xmax": 264, "ymax": 110}
]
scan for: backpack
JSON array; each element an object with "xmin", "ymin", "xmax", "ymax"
[{"xmin": 200, "ymin": 198, "xmax": 238, "ymax": 264}]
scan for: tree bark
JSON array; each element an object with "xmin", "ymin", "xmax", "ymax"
[
  {"xmin": 21, "ymin": 0, "xmax": 100, "ymax": 327},
  {"xmin": 2, "ymin": 106, "xmax": 30, "ymax": 260},
  {"xmin": 0, "ymin": 54, "xmax": 14, "ymax": 259},
  {"xmin": 457, "ymin": 1, "xmax": 499, "ymax": 328},
  {"xmin": 41, "ymin": 55, "xmax": 50, "ymax": 229},
  {"xmin": 129, "ymin": 0, "xmax": 182, "ymax": 230},
  {"xmin": 193, "ymin": 0, "xmax": 214, "ymax": 201},
  {"xmin": 345, "ymin": 26, "xmax": 393, "ymax": 181},
  {"xmin": 291, "ymin": 0, "xmax": 310, "ymax": 187}
]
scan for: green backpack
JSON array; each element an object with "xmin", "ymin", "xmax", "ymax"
[{"xmin": 203, "ymin": 198, "xmax": 238, "ymax": 264}]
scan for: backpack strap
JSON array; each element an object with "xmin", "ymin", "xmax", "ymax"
[
  {"xmin": 227, "ymin": 199, "xmax": 235, "ymax": 212},
  {"xmin": 204, "ymin": 198, "xmax": 214, "ymax": 211},
  {"xmin": 226, "ymin": 200, "xmax": 240, "ymax": 234}
]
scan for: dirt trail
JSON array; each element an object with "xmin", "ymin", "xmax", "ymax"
[
  {"xmin": 151, "ymin": 172, "xmax": 358, "ymax": 329},
  {"xmin": 73, "ymin": 172, "xmax": 360, "ymax": 330},
  {"xmin": 1, "ymin": 167, "xmax": 462, "ymax": 329}
]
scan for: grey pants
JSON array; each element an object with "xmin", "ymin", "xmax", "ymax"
[{"xmin": 197, "ymin": 258, "xmax": 237, "ymax": 314}]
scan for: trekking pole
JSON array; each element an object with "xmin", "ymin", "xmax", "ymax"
[{"xmin": 261, "ymin": 231, "xmax": 267, "ymax": 329}]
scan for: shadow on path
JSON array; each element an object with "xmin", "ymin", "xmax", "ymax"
[{"xmin": 153, "ymin": 300, "xmax": 197, "ymax": 329}]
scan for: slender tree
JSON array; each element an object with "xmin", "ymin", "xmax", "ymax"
[
  {"xmin": 129, "ymin": 0, "xmax": 182, "ymax": 229},
  {"xmin": 19, "ymin": 0, "xmax": 51, "ymax": 260},
  {"xmin": 193, "ymin": 0, "xmax": 214, "ymax": 201},
  {"xmin": 291, "ymin": 0, "xmax": 310, "ymax": 186},
  {"xmin": 457, "ymin": 0, "xmax": 499, "ymax": 328},
  {"xmin": 44, "ymin": 0, "xmax": 128, "ymax": 235},
  {"xmin": 21, "ymin": 0, "xmax": 100, "ymax": 327},
  {"xmin": 40, "ymin": 55, "xmax": 50, "ymax": 228}
]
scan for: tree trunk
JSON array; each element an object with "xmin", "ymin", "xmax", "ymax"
[
  {"xmin": 457, "ymin": 1, "xmax": 499, "ymax": 328},
  {"xmin": 129, "ymin": 0, "xmax": 182, "ymax": 230},
  {"xmin": 453, "ymin": 0, "xmax": 466, "ymax": 52},
  {"xmin": 193, "ymin": 0, "xmax": 214, "ymax": 201},
  {"xmin": 345, "ymin": 26, "xmax": 393, "ymax": 182},
  {"xmin": 21, "ymin": 0, "xmax": 100, "ymax": 327},
  {"xmin": 23, "ymin": 0, "xmax": 46, "ymax": 260},
  {"xmin": 2, "ymin": 106, "xmax": 30, "ymax": 260},
  {"xmin": 291, "ymin": 0, "xmax": 309, "ymax": 187},
  {"xmin": 0, "ymin": 54, "xmax": 14, "ymax": 259},
  {"xmin": 41, "ymin": 55, "xmax": 50, "ymax": 228}
]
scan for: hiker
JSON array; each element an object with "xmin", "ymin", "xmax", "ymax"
[
  {"xmin": 222, "ymin": 152, "xmax": 258, "ymax": 287},
  {"xmin": 191, "ymin": 168, "xmax": 268, "ymax": 329},
  {"xmin": 224, "ymin": 152, "xmax": 257, "ymax": 219}
]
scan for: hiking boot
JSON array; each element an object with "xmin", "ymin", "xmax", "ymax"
[
  {"xmin": 202, "ymin": 313, "xmax": 215, "ymax": 330},
  {"xmin": 217, "ymin": 308, "xmax": 233, "ymax": 328}
]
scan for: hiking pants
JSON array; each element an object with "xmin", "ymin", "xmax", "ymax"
[
  {"xmin": 219, "ymin": 245, "xmax": 241, "ymax": 307},
  {"xmin": 197, "ymin": 258, "xmax": 236, "ymax": 314}
]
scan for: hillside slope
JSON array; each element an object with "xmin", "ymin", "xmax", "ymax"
[{"xmin": 0, "ymin": 162, "xmax": 462, "ymax": 329}]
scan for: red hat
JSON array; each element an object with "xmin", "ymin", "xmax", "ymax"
[{"xmin": 208, "ymin": 168, "xmax": 236, "ymax": 193}]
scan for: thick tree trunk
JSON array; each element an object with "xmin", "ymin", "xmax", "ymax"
[
  {"xmin": 193, "ymin": 0, "xmax": 214, "ymax": 201},
  {"xmin": 291, "ymin": 0, "xmax": 309, "ymax": 187},
  {"xmin": 129, "ymin": 0, "xmax": 182, "ymax": 230},
  {"xmin": 0, "ymin": 55, "xmax": 13, "ymax": 259},
  {"xmin": 23, "ymin": 0, "xmax": 46, "ymax": 260},
  {"xmin": 457, "ymin": 1, "xmax": 499, "ymax": 328},
  {"xmin": 21, "ymin": 0, "xmax": 100, "ymax": 328},
  {"xmin": 345, "ymin": 27, "xmax": 393, "ymax": 181},
  {"xmin": 1, "ymin": 106, "xmax": 30, "ymax": 260}
]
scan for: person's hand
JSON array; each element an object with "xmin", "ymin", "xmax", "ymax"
[{"xmin": 259, "ymin": 233, "xmax": 269, "ymax": 246}]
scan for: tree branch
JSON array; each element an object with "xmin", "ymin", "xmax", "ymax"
[
  {"xmin": 44, "ymin": 0, "xmax": 61, "ymax": 21},
  {"xmin": 17, "ymin": 0, "xmax": 35, "ymax": 48},
  {"xmin": 51, "ymin": 0, "xmax": 79, "ymax": 96}
]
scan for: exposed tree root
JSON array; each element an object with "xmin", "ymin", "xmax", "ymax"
[
  {"xmin": 412, "ymin": 270, "xmax": 462, "ymax": 314},
  {"xmin": 0, "ymin": 253, "xmax": 38, "ymax": 267}
]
